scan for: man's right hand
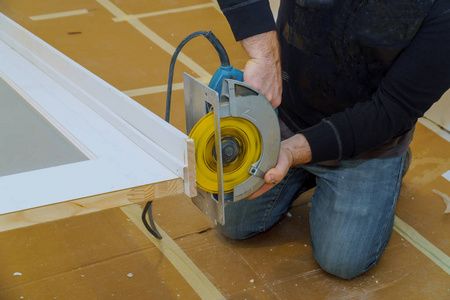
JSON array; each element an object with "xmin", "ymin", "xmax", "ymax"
[
  {"xmin": 241, "ymin": 30, "xmax": 282, "ymax": 109},
  {"xmin": 247, "ymin": 133, "xmax": 312, "ymax": 200}
]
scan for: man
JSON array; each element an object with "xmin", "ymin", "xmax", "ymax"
[{"xmin": 215, "ymin": 0, "xmax": 450, "ymax": 279}]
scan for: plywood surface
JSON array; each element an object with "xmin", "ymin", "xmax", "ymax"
[
  {"xmin": 397, "ymin": 123, "xmax": 450, "ymax": 254},
  {"xmin": 0, "ymin": 201, "xmax": 204, "ymax": 300}
]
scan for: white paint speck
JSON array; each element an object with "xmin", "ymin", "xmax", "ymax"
[
  {"xmin": 13, "ymin": 272, "xmax": 22, "ymax": 276},
  {"xmin": 287, "ymin": 212, "xmax": 292, "ymax": 217},
  {"xmin": 250, "ymin": 279, "xmax": 254, "ymax": 283},
  {"xmin": 127, "ymin": 273, "xmax": 133, "ymax": 278},
  {"xmin": 375, "ymin": 280, "xmax": 379, "ymax": 283}
]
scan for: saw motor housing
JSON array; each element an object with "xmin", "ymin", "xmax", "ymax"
[{"xmin": 184, "ymin": 73, "xmax": 280, "ymax": 225}]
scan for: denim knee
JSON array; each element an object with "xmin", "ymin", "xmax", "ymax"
[{"xmin": 311, "ymin": 241, "xmax": 377, "ymax": 280}]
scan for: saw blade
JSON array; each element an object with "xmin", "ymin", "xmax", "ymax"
[{"xmin": 189, "ymin": 111, "xmax": 262, "ymax": 193}]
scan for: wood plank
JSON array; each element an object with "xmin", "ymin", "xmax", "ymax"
[
  {"xmin": 0, "ymin": 178, "xmax": 183, "ymax": 233},
  {"xmin": 127, "ymin": 178, "xmax": 184, "ymax": 203},
  {"xmin": 184, "ymin": 138, "xmax": 198, "ymax": 198}
]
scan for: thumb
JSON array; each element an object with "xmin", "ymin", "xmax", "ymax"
[
  {"xmin": 264, "ymin": 148, "xmax": 292, "ymax": 185},
  {"xmin": 246, "ymin": 148, "xmax": 293, "ymax": 200}
]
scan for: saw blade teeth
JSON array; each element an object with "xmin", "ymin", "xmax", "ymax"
[{"xmin": 188, "ymin": 112, "xmax": 262, "ymax": 194}]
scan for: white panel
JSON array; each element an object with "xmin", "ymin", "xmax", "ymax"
[
  {"xmin": 0, "ymin": 13, "xmax": 189, "ymax": 214},
  {"xmin": 0, "ymin": 13, "xmax": 190, "ymax": 180},
  {"xmin": 0, "ymin": 76, "xmax": 87, "ymax": 176}
]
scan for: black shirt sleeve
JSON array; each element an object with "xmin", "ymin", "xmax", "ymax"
[
  {"xmin": 217, "ymin": 0, "xmax": 277, "ymax": 41},
  {"xmin": 302, "ymin": 0, "xmax": 450, "ymax": 163}
]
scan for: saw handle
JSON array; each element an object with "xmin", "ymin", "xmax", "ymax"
[{"xmin": 209, "ymin": 65, "xmax": 243, "ymax": 94}]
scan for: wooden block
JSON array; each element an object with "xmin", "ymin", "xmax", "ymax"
[
  {"xmin": 128, "ymin": 178, "xmax": 184, "ymax": 203},
  {"xmin": 185, "ymin": 138, "xmax": 198, "ymax": 198}
]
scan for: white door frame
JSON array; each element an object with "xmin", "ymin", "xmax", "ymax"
[{"xmin": 0, "ymin": 13, "xmax": 196, "ymax": 214}]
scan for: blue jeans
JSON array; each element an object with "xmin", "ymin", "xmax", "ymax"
[{"xmin": 217, "ymin": 153, "xmax": 406, "ymax": 279}]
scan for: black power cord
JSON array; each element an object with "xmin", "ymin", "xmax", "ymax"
[
  {"xmin": 143, "ymin": 31, "xmax": 231, "ymax": 240},
  {"xmin": 165, "ymin": 30, "xmax": 230, "ymax": 123},
  {"xmin": 142, "ymin": 201, "xmax": 162, "ymax": 239}
]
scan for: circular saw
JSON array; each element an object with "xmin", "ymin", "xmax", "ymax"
[
  {"xmin": 184, "ymin": 75, "xmax": 280, "ymax": 224},
  {"xmin": 141, "ymin": 31, "xmax": 280, "ymax": 239}
]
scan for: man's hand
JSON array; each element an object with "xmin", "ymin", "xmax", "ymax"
[
  {"xmin": 247, "ymin": 134, "xmax": 312, "ymax": 200},
  {"xmin": 239, "ymin": 29, "xmax": 296, "ymax": 200},
  {"xmin": 241, "ymin": 30, "xmax": 282, "ymax": 108}
]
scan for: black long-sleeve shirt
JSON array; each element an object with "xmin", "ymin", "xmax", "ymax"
[{"xmin": 218, "ymin": 0, "xmax": 450, "ymax": 163}]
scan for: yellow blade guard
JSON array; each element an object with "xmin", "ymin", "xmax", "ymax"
[{"xmin": 189, "ymin": 112, "xmax": 262, "ymax": 193}]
